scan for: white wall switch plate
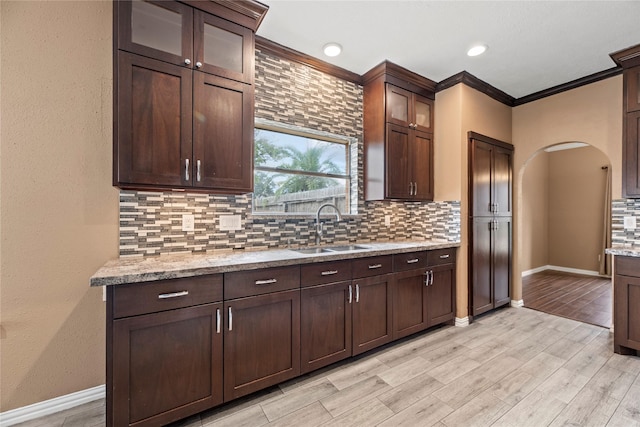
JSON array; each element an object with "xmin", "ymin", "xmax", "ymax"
[
  {"xmin": 384, "ymin": 215, "xmax": 391, "ymax": 227},
  {"xmin": 624, "ymin": 216, "xmax": 637, "ymax": 230},
  {"xmin": 182, "ymin": 214, "xmax": 195, "ymax": 232},
  {"xmin": 219, "ymin": 214, "xmax": 242, "ymax": 231}
]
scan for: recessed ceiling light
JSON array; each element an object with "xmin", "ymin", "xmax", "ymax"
[
  {"xmin": 323, "ymin": 43, "xmax": 342, "ymax": 57},
  {"xmin": 467, "ymin": 44, "xmax": 487, "ymax": 57}
]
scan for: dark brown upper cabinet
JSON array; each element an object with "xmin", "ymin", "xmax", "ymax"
[
  {"xmin": 117, "ymin": 0, "xmax": 254, "ymax": 83},
  {"xmin": 469, "ymin": 136, "xmax": 513, "ymax": 217},
  {"xmin": 611, "ymin": 44, "xmax": 640, "ymax": 198},
  {"xmin": 113, "ymin": 0, "xmax": 267, "ymax": 193},
  {"xmin": 363, "ymin": 61, "xmax": 436, "ymax": 201}
]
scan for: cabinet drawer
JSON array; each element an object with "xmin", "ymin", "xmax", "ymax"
[
  {"xmin": 113, "ymin": 274, "xmax": 223, "ymax": 319},
  {"xmin": 225, "ymin": 266, "xmax": 300, "ymax": 299},
  {"xmin": 393, "ymin": 251, "xmax": 428, "ymax": 272},
  {"xmin": 615, "ymin": 256, "xmax": 640, "ymax": 276},
  {"xmin": 352, "ymin": 255, "xmax": 392, "ymax": 278},
  {"xmin": 301, "ymin": 260, "xmax": 352, "ymax": 287},
  {"xmin": 427, "ymin": 248, "xmax": 456, "ymax": 266}
]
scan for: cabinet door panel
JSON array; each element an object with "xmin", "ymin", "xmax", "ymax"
[
  {"xmin": 352, "ymin": 275, "xmax": 392, "ymax": 355},
  {"xmin": 385, "ymin": 85, "xmax": 411, "ymax": 127},
  {"xmin": 624, "ymin": 111, "xmax": 640, "ymax": 197},
  {"xmin": 386, "ymin": 124, "xmax": 411, "ymax": 199},
  {"xmin": 470, "ymin": 140, "xmax": 493, "ymax": 216},
  {"xmin": 614, "ymin": 274, "xmax": 640, "ymax": 351},
  {"xmin": 626, "ymin": 66, "xmax": 640, "ymax": 113},
  {"xmin": 413, "ymin": 95, "xmax": 433, "ymax": 133},
  {"xmin": 428, "ymin": 263, "xmax": 455, "ymax": 326},
  {"xmin": 193, "ymin": 73, "xmax": 253, "ymax": 192},
  {"xmin": 118, "ymin": 0, "xmax": 193, "ymax": 67},
  {"xmin": 392, "ymin": 269, "xmax": 427, "ymax": 339},
  {"xmin": 493, "ymin": 217, "xmax": 512, "ymax": 308},
  {"xmin": 112, "ymin": 303, "xmax": 222, "ymax": 426},
  {"xmin": 412, "ymin": 130, "xmax": 434, "ymax": 201},
  {"xmin": 117, "ymin": 52, "xmax": 192, "ymax": 187},
  {"xmin": 195, "ymin": 11, "xmax": 254, "ymax": 83},
  {"xmin": 301, "ymin": 282, "xmax": 352, "ymax": 374},
  {"xmin": 471, "ymin": 218, "xmax": 493, "ymax": 316},
  {"xmin": 493, "ymin": 147, "xmax": 513, "ymax": 216},
  {"xmin": 224, "ymin": 291, "xmax": 300, "ymax": 401}
]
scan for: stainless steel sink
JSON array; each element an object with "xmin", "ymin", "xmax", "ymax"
[
  {"xmin": 324, "ymin": 245, "xmax": 370, "ymax": 252},
  {"xmin": 291, "ymin": 244, "xmax": 370, "ymax": 254}
]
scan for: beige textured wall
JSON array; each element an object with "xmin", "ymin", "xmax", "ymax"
[
  {"xmin": 548, "ymin": 147, "xmax": 609, "ymax": 271},
  {"xmin": 521, "ymin": 151, "xmax": 549, "ymax": 272},
  {"xmin": 435, "ymin": 84, "xmax": 512, "ymax": 318},
  {"xmin": 512, "ymin": 76, "xmax": 622, "ymax": 300},
  {"xmin": 0, "ymin": 1, "xmax": 118, "ymax": 412}
]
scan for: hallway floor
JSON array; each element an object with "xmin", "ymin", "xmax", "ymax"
[
  {"xmin": 522, "ymin": 270, "xmax": 612, "ymax": 328},
  {"xmin": 12, "ymin": 307, "xmax": 640, "ymax": 427}
]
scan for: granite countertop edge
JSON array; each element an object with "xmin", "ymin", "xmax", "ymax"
[
  {"xmin": 91, "ymin": 240, "xmax": 461, "ymax": 287},
  {"xmin": 605, "ymin": 245, "xmax": 640, "ymax": 257}
]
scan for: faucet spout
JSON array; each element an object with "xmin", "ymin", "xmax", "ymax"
[{"xmin": 315, "ymin": 203, "xmax": 342, "ymax": 245}]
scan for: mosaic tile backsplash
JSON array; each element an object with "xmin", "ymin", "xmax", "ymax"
[
  {"xmin": 119, "ymin": 48, "xmax": 460, "ymax": 257},
  {"xmin": 612, "ymin": 199, "xmax": 640, "ymax": 246}
]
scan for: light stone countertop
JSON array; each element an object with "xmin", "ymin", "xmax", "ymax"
[
  {"xmin": 91, "ymin": 240, "xmax": 460, "ymax": 287},
  {"xmin": 606, "ymin": 245, "xmax": 640, "ymax": 257}
]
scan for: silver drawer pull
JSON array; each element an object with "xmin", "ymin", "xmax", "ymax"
[
  {"xmin": 255, "ymin": 278, "xmax": 277, "ymax": 285},
  {"xmin": 439, "ymin": 254, "xmax": 450, "ymax": 259},
  {"xmin": 216, "ymin": 308, "xmax": 221, "ymax": 334},
  {"xmin": 406, "ymin": 259, "xmax": 419, "ymax": 264},
  {"xmin": 368, "ymin": 264, "xmax": 382, "ymax": 269},
  {"xmin": 321, "ymin": 270, "xmax": 339, "ymax": 276},
  {"xmin": 158, "ymin": 290, "xmax": 189, "ymax": 299}
]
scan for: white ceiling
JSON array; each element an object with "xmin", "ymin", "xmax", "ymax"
[{"xmin": 256, "ymin": 1, "xmax": 640, "ymax": 99}]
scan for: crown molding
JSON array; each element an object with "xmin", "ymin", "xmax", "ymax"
[
  {"xmin": 436, "ymin": 71, "xmax": 515, "ymax": 106},
  {"xmin": 182, "ymin": 1, "xmax": 269, "ymax": 31},
  {"xmin": 362, "ymin": 60, "xmax": 437, "ymax": 96},
  {"xmin": 610, "ymin": 43, "xmax": 640, "ymax": 69}
]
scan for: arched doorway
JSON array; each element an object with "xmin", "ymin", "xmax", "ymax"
[{"xmin": 519, "ymin": 142, "xmax": 611, "ymax": 328}]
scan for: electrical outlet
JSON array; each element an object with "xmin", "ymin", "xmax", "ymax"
[
  {"xmin": 182, "ymin": 214, "xmax": 195, "ymax": 232},
  {"xmin": 219, "ymin": 215, "xmax": 242, "ymax": 231},
  {"xmin": 624, "ymin": 216, "xmax": 636, "ymax": 231},
  {"xmin": 384, "ymin": 215, "xmax": 391, "ymax": 227}
]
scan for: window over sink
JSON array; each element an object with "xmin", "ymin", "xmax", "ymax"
[{"xmin": 253, "ymin": 120, "xmax": 354, "ymax": 215}]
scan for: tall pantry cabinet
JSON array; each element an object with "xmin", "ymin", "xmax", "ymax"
[{"xmin": 468, "ymin": 132, "xmax": 514, "ymax": 318}]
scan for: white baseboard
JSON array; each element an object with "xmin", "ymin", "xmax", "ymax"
[
  {"xmin": 455, "ymin": 316, "xmax": 469, "ymax": 327},
  {"xmin": 510, "ymin": 299, "xmax": 524, "ymax": 307},
  {"xmin": 521, "ymin": 265, "xmax": 602, "ymax": 278},
  {"xmin": 0, "ymin": 385, "xmax": 105, "ymax": 427}
]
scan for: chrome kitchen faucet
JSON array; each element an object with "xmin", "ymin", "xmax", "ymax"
[{"xmin": 315, "ymin": 203, "xmax": 342, "ymax": 246}]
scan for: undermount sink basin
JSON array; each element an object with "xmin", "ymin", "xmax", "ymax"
[{"xmin": 291, "ymin": 244, "xmax": 370, "ymax": 254}]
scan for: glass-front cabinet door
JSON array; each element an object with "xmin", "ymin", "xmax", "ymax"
[
  {"xmin": 413, "ymin": 95, "xmax": 433, "ymax": 133},
  {"xmin": 118, "ymin": 0, "xmax": 194, "ymax": 67},
  {"xmin": 194, "ymin": 11, "xmax": 254, "ymax": 83},
  {"xmin": 386, "ymin": 84, "xmax": 411, "ymax": 127}
]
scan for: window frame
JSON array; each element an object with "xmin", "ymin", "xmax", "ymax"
[{"xmin": 252, "ymin": 119, "xmax": 354, "ymax": 216}]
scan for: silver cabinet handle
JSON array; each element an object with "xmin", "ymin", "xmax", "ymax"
[
  {"xmin": 424, "ymin": 271, "xmax": 430, "ymax": 286},
  {"xmin": 196, "ymin": 61, "xmax": 203, "ymax": 68},
  {"xmin": 228, "ymin": 307, "xmax": 233, "ymax": 331},
  {"xmin": 216, "ymin": 308, "xmax": 221, "ymax": 334},
  {"xmin": 407, "ymin": 258, "xmax": 419, "ymax": 264},
  {"xmin": 439, "ymin": 254, "xmax": 450, "ymax": 259},
  {"xmin": 158, "ymin": 290, "xmax": 189, "ymax": 299},
  {"xmin": 185, "ymin": 159, "xmax": 190, "ymax": 181},
  {"xmin": 255, "ymin": 278, "xmax": 277, "ymax": 285},
  {"xmin": 355, "ymin": 284, "xmax": 360, "ymax": 303},
  {"xmin": 348, "ymin": 285, "xmax": 352, "ymax": 304},
  {"xmin": 196, "ymin": 160, "xmax": 201, "ymax": 182},
  {"xmin": 321, "ymin": 270, "xmax": 339, "ymax": 276},
  {"xmin": 184, "ymin": 58, "xmax": 191, "ymax": 65},
  {"xmin": 414, "ymin": 182, "xmax": 417, "ymax": 195},
  {"xmin": 430, "ymin": 270, "xmax": 434, "ymax": 286},
  {"xmin": 368, "ymin": 264, "xmax": 382, "ymax": 269},
  {"xmin": 409, "ymin": 182, "xmax": 413, "ymax": 196}
]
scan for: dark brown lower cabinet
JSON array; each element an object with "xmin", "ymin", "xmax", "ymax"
[
  {"xmin": 470, "ymin": 216, "xmax": 512, "ymax": 317},
  {"xmin": 112, "ymin": 303, "xmax": 223, "ymax": 427},
  {"xmin": 352, "ymin": 274, "xmax": 393, "ymax": 355},
  {"xmin": 301, "ymin": 281, "xmax": 352, "ymax": 374},
  {"xmin": 428, "ymin": 263, "xmax": 456, "ymax": 326},
  {"xmin": 223, "ymin": 290, "xmax": 301, "ymax": 401},
  {"xmin": 613, "ymin": 256, "xmax": 640, "ymax": 355}
]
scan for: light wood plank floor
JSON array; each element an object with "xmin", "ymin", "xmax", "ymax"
[
  {"xmin": 522, "ymin": 271, "xmax": 612, "ymax": 328},
  {"xmin": 13, "ymin": 308, "xmax": 640, "ymax": 427}
]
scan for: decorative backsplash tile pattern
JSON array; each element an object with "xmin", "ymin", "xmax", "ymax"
[
  {"xmin": 118, "ymin": 49, "xmax": 460, "ymax": 257},
  {"xmin": 612, "ymin": 199, "xmax": 640, "ymax": 245}
]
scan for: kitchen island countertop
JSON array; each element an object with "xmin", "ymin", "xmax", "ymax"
[{"xmin": 91, "ymin": 240, "xmax": 460, "ymax": 287}]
